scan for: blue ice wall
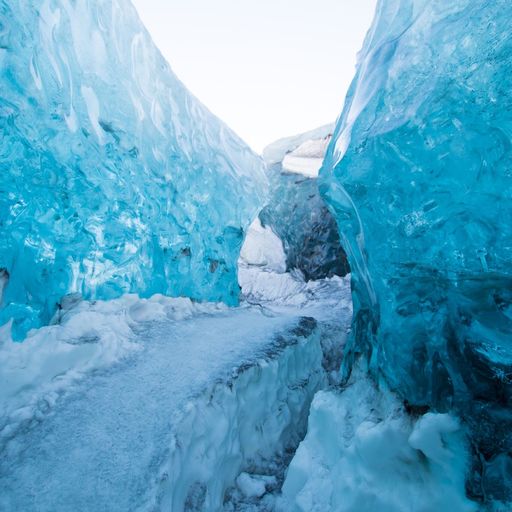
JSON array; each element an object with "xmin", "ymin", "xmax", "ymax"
[
  {"xmin": 321, "ymin": 0, "xmax": 512, "ymax": 502},
  {"xmin": 0, "ymin": 0, "xmax": 267, "ymax": 338}
]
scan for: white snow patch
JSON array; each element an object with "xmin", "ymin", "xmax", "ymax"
[
  {"xmin": 281, "ymin": 136, "xmax": 332, "ymax": 177},
  {"xmin": 0, "ymin": 294, "xmax": 226, "ymax": 448},
  {"xmin": 279, "ymin": 371, "xmax": 478, "ymax": 512},
  {"xmin": 262, "ymin": 123, "xmax": 334, "ymax": 165},
  {"xmin": 238, "ymin": 262, "xmax": 351, "ymax": 320},
  {"xmin": 281, "ymin": 156, "xmax": 324, "ymax": 178},
  {"xmin": 239, "ymin": 218, "xmax": 286, "ymax": 273},
  {"xmin": 236, "ymin": 473, "xmax": 268, "ymax": 499}
]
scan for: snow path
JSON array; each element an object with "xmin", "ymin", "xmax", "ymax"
[{"xmin": 0, "ymin": 308, "xmax": 305, "ymax": 512}]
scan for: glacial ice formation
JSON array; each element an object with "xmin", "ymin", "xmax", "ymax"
[
  {"xmin": 0, "ymin": 0, "xmax": 267, "ymax": 339},
  {"xmin": 320, "ymin": 0, "xmax": 512, "ymax": 502},
  {"xmin": 260, "ymin": 129, "xmax": 349, "ymax": 281}
]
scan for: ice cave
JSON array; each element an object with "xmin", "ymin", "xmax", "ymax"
[{"xmin": 0, "ymin": 0, "xmax": 511, "ymax": 510}]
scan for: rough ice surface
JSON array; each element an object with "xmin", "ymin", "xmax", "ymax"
[
  {"xmin": 280, "ymin": 371, "xmax": 477, "ymax": 512},
  {"xmin": 0, "ymin": 0, "xmax": 267, "ymax": 339},
  {"xmin": 320, "ymin": 0, "xmax": 512, "ymax": 503},
  {"xmin": 260, "ymin": 130, "xmax": 349, "ymax": 281}
]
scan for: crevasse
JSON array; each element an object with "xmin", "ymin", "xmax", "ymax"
[{"xmin": 0, "ymin": 0, "xmax": 267, "ymax": 339}]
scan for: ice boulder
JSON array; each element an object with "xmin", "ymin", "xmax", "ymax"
[
  {"xmin": 320, "ymin": 0, "xmax": 512, "ymax": 502},
  {"xmin": 261, "ymin": 128, "xmax": 349, "ymax": 281},
  {"xmin": 0, "ymin": 0, "xmax": 267, "ymax": 339}
]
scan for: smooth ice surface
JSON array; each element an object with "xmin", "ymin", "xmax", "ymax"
[
  {"xmin": 320, "ymin": 0, "xmax": 512, "ymax": 502},
  {"xmin": 0, "ymin": 0, "xmax": 267, "ymax": 338},
  {"xmin": 280, "ymin": 372, "xmax": 476, "ymax": 512}
]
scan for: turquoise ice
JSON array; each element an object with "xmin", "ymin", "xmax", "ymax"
[
  {"xmin": 321, "ymin": 0, "xmax": 512, "ymax": 502},
  {"xmin": 0, "ymin": 0, "xmax": 267, "ymax": 339}
]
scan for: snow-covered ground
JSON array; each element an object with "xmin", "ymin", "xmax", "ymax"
[
  {"xmin": 0, "ymin": 218, "xmax": 352, "ymax": 511},
  {"xmin": 0, "ymin": 294, "xmax": 227, "ymax": 454},
  {"xmin": 279, "ymin": 370, "xmax": 477, "ymax": 512}
]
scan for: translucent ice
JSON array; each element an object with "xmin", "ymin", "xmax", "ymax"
[
  {"xmin": 0, "ymin": 0, "xmax": 267, "ymax": 339},
  {"xmin": 321, "ymin": 0, "xmax": 512, "ymax": 502}
]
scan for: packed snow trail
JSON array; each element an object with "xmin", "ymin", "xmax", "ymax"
[
  {"xmin": 0, "ymin": 310, "xmax": 291, "ymax": 510},
  {"xmin": 0, "ymin": 294, "xmax": 348, "ymax": 512}
]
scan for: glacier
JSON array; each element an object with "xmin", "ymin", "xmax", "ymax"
[
  {"xmin": 0, "ymin": 0, "xmax": 267, "ymax": 339},
  {"xmin": 318, "ymin": 0, "xmax": 512, "ymax": 504},
  {"xmin": 3, "ymin": 0, "xmax": 512, "ymax": 508}
]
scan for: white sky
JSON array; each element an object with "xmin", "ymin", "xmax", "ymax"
[{"xmin": 131, "ymin": 1, "xmax": 377, "ymax": 153}]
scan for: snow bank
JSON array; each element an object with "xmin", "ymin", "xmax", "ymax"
[
  {"xmin": 239, "ymin": 263, "xmax": 351, "ymax": 314},
  {"xmin": 281, "ymin": 137, "xmax": 332, "ymax": 177},
  {"xmin": 281, "ymin": 155, "xmax": 325, "ymax": 178},
  {"xmin": 0, "ymin": 294, "xmax": 226, "ymax": 452},
  {"xmin": 280, "ymin": 372, "xmax": 477, "ymax": 512},
  {"xmin": 146, "ymin": 317, "xmax": 326, "ymax": 511},
  {"xmin": 262, "ymin": 124, "xmax": 334, "ymax": 166},
  {"xmin": 239, "ymin": 218, "xmax": 286, "ymax": 273}
]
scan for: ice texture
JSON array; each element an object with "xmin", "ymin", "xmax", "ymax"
[
  {"xmin": 0, "ymin": 0, "xmax": 267, "ymax": 339},
  {"xmin": 320, "ymin": 0, "xmax": 512, "ymax": 502},
  {"xmin": 260, "ymin": 130, "xmax": 349, "ymax": 281}
]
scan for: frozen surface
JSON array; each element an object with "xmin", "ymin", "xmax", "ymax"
[
  {"xmin": 280, "ymin": 371, "xmax": 477, "ymax": 512},
  {"xmin": 262, "ymin": 124, "xmax": 334, "ymax": 166},
  {"xmin": 0, "ymin": 307, "xmax": 314, "ymax": 511},
  {"xmin": 281, "ymin": 155, "xmax": 324, "ymax": 178},
  {"xmin": 0, "ymin": 0, "xmax": 267, "ymax": 339},
  {"xmin": 281, "ymin": 137, "xmax": 332, "ymax": 178},
  {"xmin": 0, "ymin": 261, "xmax": 352, "ymax": 511},
  {"xmin": 260, "ymin": 128, "xmax": 348, "ymax": 281},
  {"xmin": 320, "ymin": 0, "xmax": 512, "ymax": 502},
  {"xmin": 239, "ymin": 218, "xmax": 286, "ymax": 274},
  {"xmin": 0, "ymin": 295, "xmax": 226, "ymax": 448}
]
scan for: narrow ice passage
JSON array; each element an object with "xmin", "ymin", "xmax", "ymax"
[{"xmin": 0, "ymin": 275, "xmax": 352, "ymax": 512}]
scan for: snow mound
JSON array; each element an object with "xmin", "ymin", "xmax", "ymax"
[
  {"xmin": 0, "ymin": 294, "xmax": 226, "ymax": 452},
  {"xmin": 262, "ymin": 124, "xmax": 334, "ymax": 166},
  {"xmin": 280, "ymin": 372, "xmax": 477, "ymax": 512},
  {"xmin": 239, "ymin": 218, "xmax": 286, "ymax": 273}
]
